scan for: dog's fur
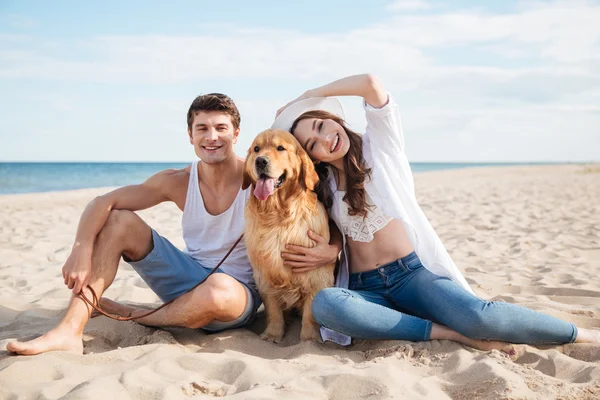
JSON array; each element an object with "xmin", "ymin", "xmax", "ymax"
[{"xmin": 243, "ymin": 129, "xmax": 335, "ymax": 342}]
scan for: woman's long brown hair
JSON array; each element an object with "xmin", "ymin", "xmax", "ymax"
[{"xmin": 290, "ymin": 110, "xmax": 372, "ymax": 218}]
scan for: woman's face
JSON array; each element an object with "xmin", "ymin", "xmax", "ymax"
[{"xmin": 292, "ymin": 117, "xmax": 350, "ymax": 164}]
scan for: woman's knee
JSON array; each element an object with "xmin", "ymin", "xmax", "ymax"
[
  {"xmin": 453, "ymin": 301, "xmax": 500, "ymax": 339},
  {"xmin": 312, "ymin": 288, "xmax": 351, "ymax": 325}
]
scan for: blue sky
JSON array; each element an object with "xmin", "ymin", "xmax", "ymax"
[{"xmin": 1, "ymin": 0, "xmax": 599, "ymax": 162}]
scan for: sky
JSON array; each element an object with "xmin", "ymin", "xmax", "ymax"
[{"xmin": 0, "ymin": 0, "xmax": 599, "ymax": 162}]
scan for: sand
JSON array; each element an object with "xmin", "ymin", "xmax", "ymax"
[{"xmin": 1, "ymin": 164, "xmax": 599, "ymax": 399}]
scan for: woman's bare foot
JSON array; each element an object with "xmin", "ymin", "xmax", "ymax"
[
  {"xmin": 460, "ymin": 335, "xmax": 519, "ymax": 357},
  {"xmin": 431, "ymin": 323, "xmax": 518, "ymax": 357},
  {"xmin": 575, "ymin": 328, "xmax": 600, "ymax": 343},
  {"xmin": 6, "ymin": 325, "xmax": 83, "ymax": 356}
]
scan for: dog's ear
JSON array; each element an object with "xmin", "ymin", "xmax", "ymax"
[
  {"xmin": 297, "ymin": 147, "xmax": 319, "ymax": 191},
  {"xmin": 242, "ymin": 154, "xmax": 252, "ymax": 190}
]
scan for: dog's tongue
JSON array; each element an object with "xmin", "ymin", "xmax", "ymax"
[{"xmin": 254, "ymin": 177, "xmax": 276, "ymax": 201}]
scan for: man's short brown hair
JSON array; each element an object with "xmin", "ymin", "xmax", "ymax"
[{"xmin": 187, "ymin": 93, "xmax": 241, "ymax": 130}]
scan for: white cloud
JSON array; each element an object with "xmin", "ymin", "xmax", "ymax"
[
  {"xmin": 387, "ymin": 0, "xmax": 431, "ymax": 11},
  {"xmin": 0, "ymin": 32, "xmax": 429, "ymax": 83},
  {"xmin": 1, "ymin": 1, "xmax": 598, "ymax": 84},
  {"xmin": 1, "ymin": 1, "xmax": 599, "ymax": 162}
]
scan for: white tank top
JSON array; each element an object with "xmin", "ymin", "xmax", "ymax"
[{"xmin": 181, "ymin": 161, "xmax": 255, "ymax": 288}]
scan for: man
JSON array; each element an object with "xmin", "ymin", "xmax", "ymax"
[{"xmin": 8, "ymin": 93, "xmax": 341, "ymax": 355}]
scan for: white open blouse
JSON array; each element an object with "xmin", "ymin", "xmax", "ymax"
[{"xmin": 321, "ymin": 94, "xmax": 474, "ymax": 346}]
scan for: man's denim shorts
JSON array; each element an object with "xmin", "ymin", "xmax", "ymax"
[{"xmin": 125, "ymin": 229, "xmax": 261, "ymax": 332}]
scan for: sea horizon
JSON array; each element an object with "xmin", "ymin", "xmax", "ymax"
[{"xmin": 0, "ymin": 161, "xmax": 583, "ymax": 195}]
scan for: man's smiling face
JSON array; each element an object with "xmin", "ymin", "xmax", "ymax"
[{"xmin": 188, "ymin": 111, "xmax": 239, "ymax": 164}]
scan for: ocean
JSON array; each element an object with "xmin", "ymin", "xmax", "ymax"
[{"xmin": 0, "ymin": 162, "xmax": 543, "ymax": 195}]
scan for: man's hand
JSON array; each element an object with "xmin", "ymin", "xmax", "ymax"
[
  {"xmin": 282, "ymin": 230, "xmax": 340, "ymax": 273},
  {"xmin": 62, "ymin": 247, "xmax": 93, "ymax": 295},
  {"xmin": 58, "ymin": 171, "xmax": 174, "ymax": 296}
]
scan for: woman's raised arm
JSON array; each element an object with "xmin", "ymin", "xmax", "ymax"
[{"xmin": 276, "ymin": 74, "xmax": 388, "ymax": 117}]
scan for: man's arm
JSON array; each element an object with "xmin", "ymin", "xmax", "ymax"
[{"xmin": 64, "ymin": 169, "xmax": 179, "ymax": 294}]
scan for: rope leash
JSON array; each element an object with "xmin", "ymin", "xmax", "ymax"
[{"xmin": 78, "ymin": 234, "xmax": 244, "ymax": 321}]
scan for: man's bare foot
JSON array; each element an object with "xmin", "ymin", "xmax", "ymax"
[
  {"xmin": 6, "ymin": 326, "xmax": 83, "ymax": 356},
  {"xmin": 575, "ymin": 328, "xmax": 600, "ymax": 343}
]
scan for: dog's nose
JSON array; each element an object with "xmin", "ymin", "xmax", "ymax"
[{"xmin": 255, "ymin": 157, "xmax": 269, "ymax": 169}]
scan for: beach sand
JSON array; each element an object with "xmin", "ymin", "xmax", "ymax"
[{"xmin": 1, "ymin": 164, "xmax": 599, "ymax": 399}]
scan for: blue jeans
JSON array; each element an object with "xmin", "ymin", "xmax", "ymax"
[{"xmin": 312, "ymin": 252, "xmax": 577, "ymax": 344}]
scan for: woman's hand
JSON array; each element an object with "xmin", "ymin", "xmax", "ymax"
[{"xmin": 282, "ymin": 230, "xmax": 340, "ymax": 273}]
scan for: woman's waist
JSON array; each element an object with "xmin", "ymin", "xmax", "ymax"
[
  {"xmin": 348, "ymin": 251, "xmax": 423, "ymax": 288},
  {"xmin": 347, "ymin": 244, "xmax": 414, "ymax": 273},
  {"xmin": 346, "ymin": 220, "xmax": 414, "ymax": 274}
]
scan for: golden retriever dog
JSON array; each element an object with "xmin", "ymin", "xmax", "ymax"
[{"xmin": 243, "ymin": 128, "xmax": 335, "ymax": 343}]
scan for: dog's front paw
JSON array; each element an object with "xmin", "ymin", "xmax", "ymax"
[
  {"xmin": 300, "ymin": 326, "xmax": 321, "ymax": 342},
  {"xmin": 260, "ymin": 330, "xmax": 284, "ymax": 343}
]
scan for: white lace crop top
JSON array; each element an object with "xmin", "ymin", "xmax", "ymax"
[{"xmin": 333, "ymin": 189, "xmax": 393, "ymax": 242}]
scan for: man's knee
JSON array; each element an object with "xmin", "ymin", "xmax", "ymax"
[
  {"xmin": 204, "ymin": 274, "xmax": 241, "ymax": 312},
  {"xmin": 103, "ymin": 210, "xmax": 139, "ymax": 237},
  {"xmin": 101, "ymin": 210, "xmax": 152, "ymax": 259},
  {"xmin": 179, "ymin": 275, "xmax": 244, "ymax": 329}
]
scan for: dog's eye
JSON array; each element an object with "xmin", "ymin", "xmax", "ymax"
[
  {"xmin": 254, "ymin": 146, "xmax": 259, "ymax": 152},
  {"xmin": 277, "ymin": 145, "xmax": 285, "ymax": 151}
]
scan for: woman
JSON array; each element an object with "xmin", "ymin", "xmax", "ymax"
[{"xmin": 273, "ymin": 74, "xmax": 599, "ymax": 351}]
